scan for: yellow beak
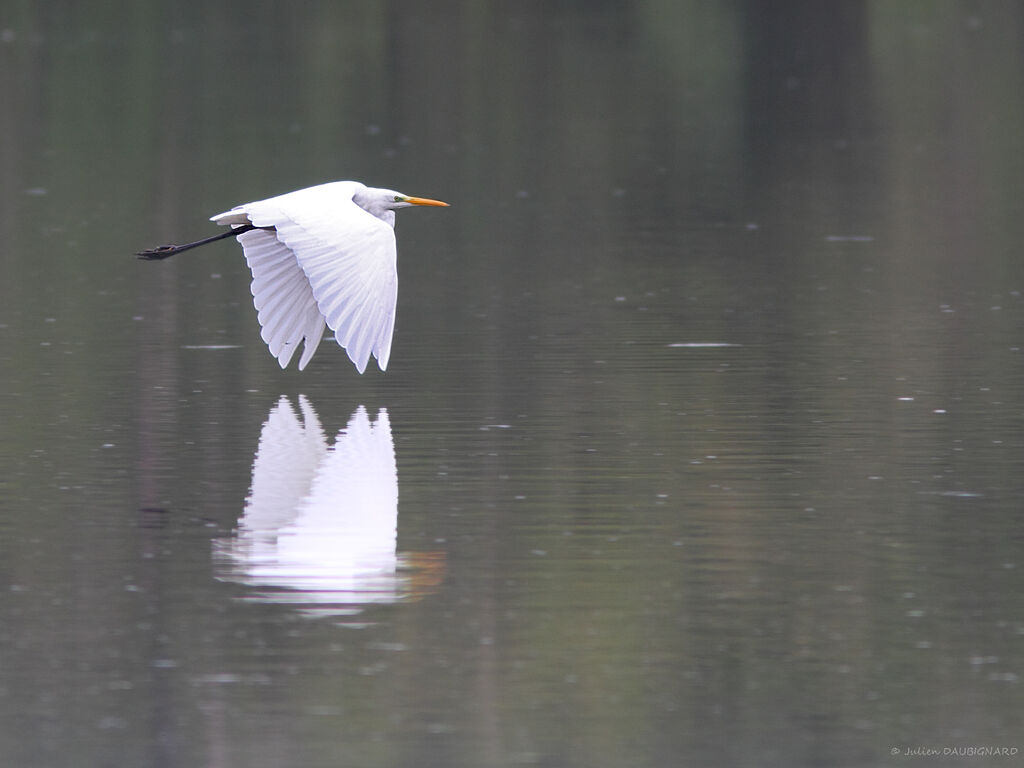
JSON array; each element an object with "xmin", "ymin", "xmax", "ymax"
[{"xmin": 404, "ymin": 195, "xmax": 450, "ymax": 207}]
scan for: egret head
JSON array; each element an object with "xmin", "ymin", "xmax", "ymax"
[{"xmin": 355, "ymin": 186, "xmax": 449, "ymax": 220}]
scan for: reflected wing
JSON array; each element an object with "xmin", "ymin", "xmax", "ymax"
[
  {"xmin": 222, "ymin": 405, "xmax": 399, "ymax": 607},
  {"xmin": 234, "ymin": 228, "xmax": 326, "ymax": 370},
  {"xmin": 276, "ymin": 407, "xmax": 399, "ymax": 585},
  {"xmin": 299, "ymin": 407, "xmax": 398, "ymax": 540},
  {"xmin": 241, "ymin": 395, "xmax": 328, "ymax": 541},
  {"xmin": 228, "ymin": 182, "xmax": 398, "ymax": 374}
]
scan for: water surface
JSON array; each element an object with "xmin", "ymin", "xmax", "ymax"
[{"xmin": 2, "ymin": 3, "xmax": 1023, "ymax": 767}]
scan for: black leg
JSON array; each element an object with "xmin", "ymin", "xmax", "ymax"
[{"xmin": 135, "ymin": 224, "xmax": 275, "ymax": 260}]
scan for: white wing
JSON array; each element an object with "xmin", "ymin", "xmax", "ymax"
[
  {"xmin": 215, "ymin": 401, "xmax": 401, "ymax": 614},
  {"xmin": 214, "ymin": 182, "xmax": 398, "ymax": 374},
  {"xmin": 273, "ymin": 407, "xmax": 399, "ymax": 596},
  {"xmin": 235, "ymin": 228, "xmax": 326, "ymax": 370},
  {"xmin": 234, "ymin": 395, "xmax": 328, "ymax": 548}
]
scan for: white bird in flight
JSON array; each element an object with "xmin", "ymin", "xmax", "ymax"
[{"xmin": 137, "ymin": 181, "xmax": 449, "ymax": 373}]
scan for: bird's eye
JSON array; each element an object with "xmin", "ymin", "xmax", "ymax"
[{"xmin": 394, "ymin": 195, "xmax": 403, "ymax": 202}]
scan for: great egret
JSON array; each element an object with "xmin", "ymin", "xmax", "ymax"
[{"xmin": 137, "ymin": 181, "xmax": 449, "ymax": 373}]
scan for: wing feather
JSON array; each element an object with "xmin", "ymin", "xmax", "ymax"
[
  {"xmin": 235, "ymin": 228, "xmax": 326, "ymax": 370},
  {"xmin": 236, "ymin": 182, "xmax": 398, "ymax": 374}
]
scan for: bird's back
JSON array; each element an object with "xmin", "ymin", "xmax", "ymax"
[{"xmin": 211, "ymin": 181, "xmax": 370, "ymax": 228}]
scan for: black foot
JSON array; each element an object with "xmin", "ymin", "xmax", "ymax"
[{"xmin": 136, "ymin": 245, "xmax": 181, "ymax": 260}]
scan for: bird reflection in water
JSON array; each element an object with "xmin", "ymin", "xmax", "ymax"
[{"xmin": 213, "ymin": 396, "xmax": 444, "ymax": 620}]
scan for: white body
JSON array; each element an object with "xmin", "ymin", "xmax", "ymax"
[{"xmin": 211, "ymin": 181, "xmax": 400, "ymax": 373}]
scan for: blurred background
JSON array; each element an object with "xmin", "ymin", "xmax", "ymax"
[{"xmin": 1, "ymin": 2, "xmax": 1023, "ymax": 767}]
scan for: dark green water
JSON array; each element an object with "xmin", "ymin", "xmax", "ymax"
[{"xmin": 2, "ymin": 3, "xmax": 1023, "ymax": 767}]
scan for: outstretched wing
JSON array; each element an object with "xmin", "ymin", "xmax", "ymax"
[
  {"xmin": 233, "ymin": 228, "xmax": 327, "ymax": 371},
  {"xmin": 218, "ymin": 182, "xmax": 398, "ymax": 374}
]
